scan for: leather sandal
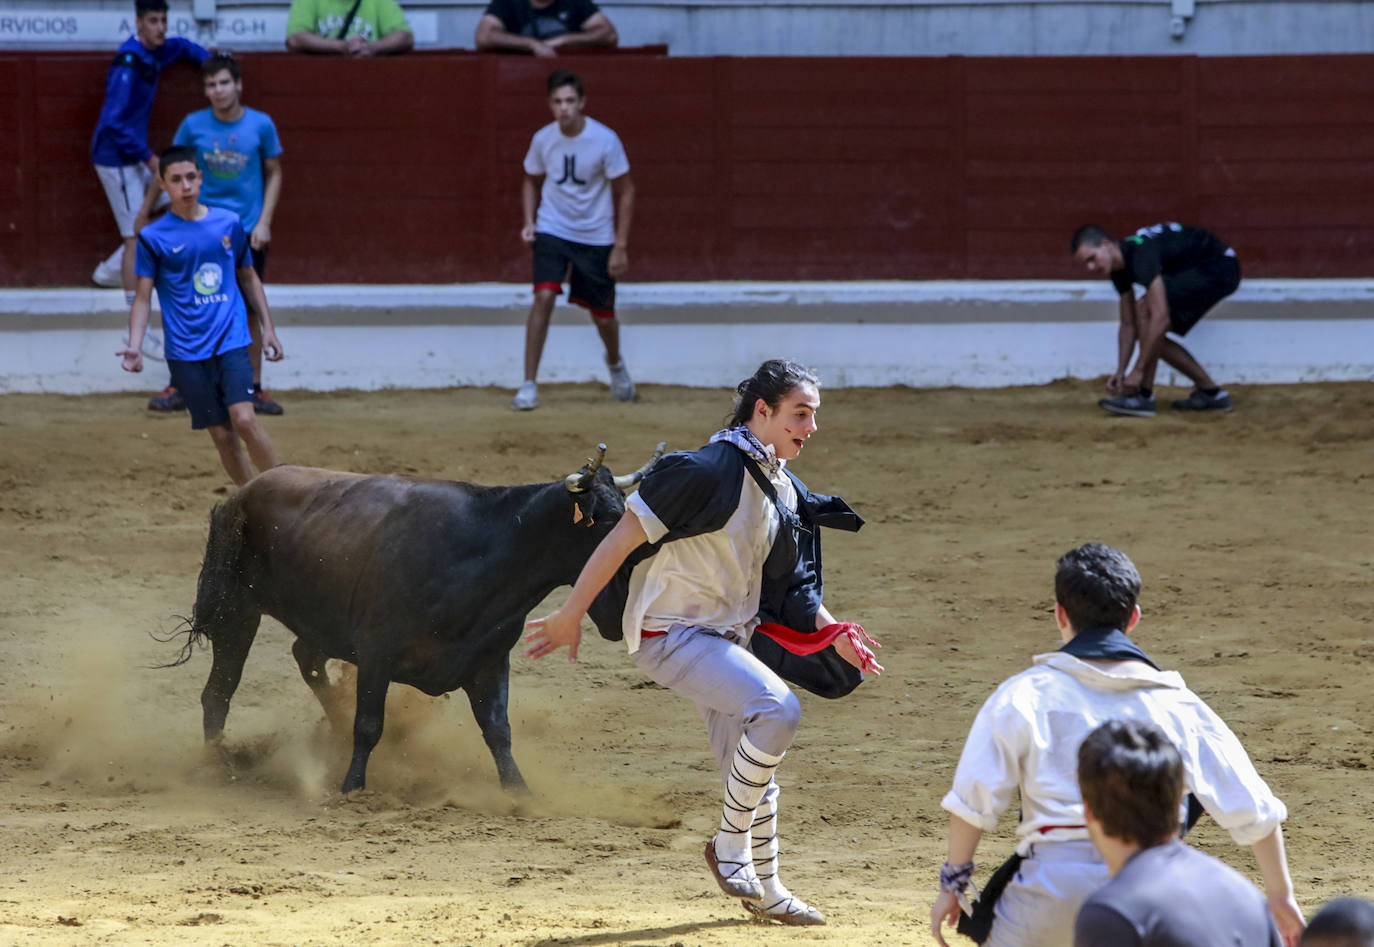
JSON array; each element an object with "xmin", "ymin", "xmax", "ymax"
[
  {"xmin": 743, "ymin": 895, "xmax": 827, "ymax": 926},
  {"xmin": 704, "ymin": 838, "xmax": 763, "ymax": 901}
]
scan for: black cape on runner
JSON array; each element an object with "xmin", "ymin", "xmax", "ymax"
[{"xmin": 586, "ymin": 440, "xmax": 867, "ymax": 699}]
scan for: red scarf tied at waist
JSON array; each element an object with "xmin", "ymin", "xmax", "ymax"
[{"xmin": 754, "ymin": 621, "xmax": 884, "ymax": 674}]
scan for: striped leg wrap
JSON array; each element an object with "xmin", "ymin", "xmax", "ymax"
[
  {"xmin": 751, "ymin": 791, "xmax": 780, "ymax": 884},
  {"xmin": 743, "ymin": 785, "xmax": 826, "ymax": 923},
  {"xmin": 715, "ymin": 735, "xmax": 783, "ymax": 866}
]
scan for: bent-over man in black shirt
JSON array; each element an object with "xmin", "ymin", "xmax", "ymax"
[{"xmin": 1072, "ymin": 222, "xmax": 1240, "ymax": 417}]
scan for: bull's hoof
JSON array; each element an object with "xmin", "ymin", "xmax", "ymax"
[
  {"xmin": 199, "ymin": 738, "xmax": 238, "ymax": 783},
  {"xmin": 503, "ymin": 780, "xmax": 533, "ymax": 798}
]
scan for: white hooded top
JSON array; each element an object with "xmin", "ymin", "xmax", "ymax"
[{"xmin": 942, "ymin": 651, "xmax": 1287, "ymax": 856}]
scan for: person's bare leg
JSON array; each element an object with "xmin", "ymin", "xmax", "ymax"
[
  {"xmin": 120, "ymin": 236, "xmax": 138, "ymax": 297},
  {"xmin": 228, "ymin": 403, "xmax": 278, "ymax": 475},
  {"xmin": 593, "ymin": 315, "xmax": 621, "ymax": 365},
  {"xmin": 1159, "ymin": 337, "xmax": 1218, "ymax": 390},
  {"xmin": 247, "ymin": 308, "xmax": 264, "ymax": 388},
  {"xmin": 523, "ymin": 289, "xmax": 558, "ymax": 382},
  {"xmin": 207, "ymin": 423, "xmax": 255, "ymax": 486},
  {"xmin": 1133, "ymin": 300, "xmax": 1165, "ymax": 390}
]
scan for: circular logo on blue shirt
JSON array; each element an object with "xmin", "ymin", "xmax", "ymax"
[{"xmin": 193, "ymin": 262, "xmax": 224, "ymax": 296}]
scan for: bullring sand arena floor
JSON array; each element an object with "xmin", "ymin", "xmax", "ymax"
[{"xmin": 1, "ymin": 379, "xmax": 1371, "ymax": 946}]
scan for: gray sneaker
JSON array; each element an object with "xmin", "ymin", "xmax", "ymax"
[
  {"xmin": 511, "ymin": 380, "xmax": 538, "ymax": 411},
  {"xmin": 608, "ymin": 359, "xmax": 635, "ymax": 402},
  {"xmin": 1172, "ymin": 388, "xmax": 1232, "ymax": 412},
  {"xmin": 1098, "ymin": 393, "xmax": 1157, "ymax": 418}
]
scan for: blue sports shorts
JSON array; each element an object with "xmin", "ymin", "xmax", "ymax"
[{"xmin": 168, "ymin": 345, "xmax": 255, "ymax": 430}]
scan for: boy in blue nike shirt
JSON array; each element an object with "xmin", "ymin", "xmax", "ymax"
[
  {"xmin": 118, "ymin": 146, "xmax": 285, "ymax": 486},
  {"xmin": 91, "ymin": 0, "xmax": 207, "ymax": 298},
  {"xmin": 138, "ymin": 53, "xmax": 287, "ymax": 415}
]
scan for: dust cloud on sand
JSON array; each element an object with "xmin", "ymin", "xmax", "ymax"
[{"xmin": 1, "ymin": 380, "xmax": 1371, "ymax": 945}]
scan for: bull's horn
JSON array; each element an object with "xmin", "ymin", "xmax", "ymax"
[
  {"xmin": 612, "ymin": 441, "xmax": 667, "ymax": 491},
  {"xmin": 564, "ymin": 443, "xmax": 608, "ymax": 493}
]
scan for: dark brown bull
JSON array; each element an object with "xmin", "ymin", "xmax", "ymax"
[{"xmin": 166, "ymin": 444, "xmax": 661, "ymax": 794}]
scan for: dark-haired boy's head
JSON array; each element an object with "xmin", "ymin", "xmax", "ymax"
[
  {"xmin": 546, "ymin": 68, "xmax": 584, "ymax": 97},
  {"xmin": 1078, "ymin": 719, "xmax": 1182, "ymax": 848},
  {"xmin": 1055, "ymin": 542, "xmax": 1141, "ymax": 632},
  {"xmin": 158, "ymin": 145, "xmax": 199, "ymax": 177},
  {"xmin": 1071, "ymin": 225, "xmax": 1119, "ymax": 275},
  {"xmin": 202, "ymin": 53, "xmax": 241, "ymax": 84},
  {"xmin": 134, "ymin": 0, "xmax": 169, "ymax": 48},
  {"xmin": 1301, "ymin": 897, "xmax": 1374, "ymax": 947},
  {"xmin": 1070, "ymin": 224, "xmax": 1114, "ymax": 254}
]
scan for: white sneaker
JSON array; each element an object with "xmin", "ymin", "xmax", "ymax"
[
  {"xmin": 92, "ymin": 257, "xmax": 122, "ymax": 288},
  {"xmin": 511, "ymin": 380, "xmax": 538, "ymax": 411},
  {"xmin": 122, "ymin": 328, "xmax": 165, "ymax": 361},
  {"xmin": 608, "ymin": 359, "xmax": 635, "ymax": 402}
]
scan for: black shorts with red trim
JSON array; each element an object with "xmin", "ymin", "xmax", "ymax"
[{"xmin": 532, "ymin": 232, "xmax": 616, "ymax": 318}]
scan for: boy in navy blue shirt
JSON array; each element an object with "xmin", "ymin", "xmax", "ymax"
[
  {"xmin": 118, "ymin": 146, "xmax": 285, "ymax": 486},
  {"xmin": 91, "ymin": 0, "xmax": 207, "ymax": 302}
]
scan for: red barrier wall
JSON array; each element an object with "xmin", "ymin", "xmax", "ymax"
[{"xmin": 2, "ymin": 52, "xmax": 1372, "ymax": 286}]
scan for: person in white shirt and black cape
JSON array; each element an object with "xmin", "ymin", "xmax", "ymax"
[{"xmin": 525, "ymin": 358, "xmax": 883, "ymax": 925}]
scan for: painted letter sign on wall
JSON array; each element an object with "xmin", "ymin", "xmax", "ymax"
[{"xmin": 0, "ymin": 6, "xmax": 436, "ymax": 48}]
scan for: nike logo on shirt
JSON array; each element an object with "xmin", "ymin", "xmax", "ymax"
[{"xmin": 171, "ymin": 245, "xmax": 186, "ymax": 253}]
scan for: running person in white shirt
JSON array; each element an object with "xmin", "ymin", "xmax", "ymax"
[
  {"xmin": 513, "ymin": 69, "xmax": 635, "ymax": 411},
  {"xmin": 525, "ymin": 359, "xmax": 883, "ymax": 923},
  {"xmin": 930, "ymin": 542, "xmax": 1304, "ymax": 947}
]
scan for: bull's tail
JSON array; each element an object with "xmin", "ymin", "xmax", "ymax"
[{"xmin": 150, "ymin": 497, "xmax": 250, "ymax": 669}]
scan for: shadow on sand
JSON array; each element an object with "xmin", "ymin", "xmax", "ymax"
[{"xmin": 530, "ymin": 916, "xmax": 755, "ymax": 946}]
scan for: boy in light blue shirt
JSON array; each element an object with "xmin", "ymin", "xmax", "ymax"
[{"xmin": 120, "ymin": 146, "xmax": 285, "ymax": 486}]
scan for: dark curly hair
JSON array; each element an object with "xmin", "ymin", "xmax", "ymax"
[{"xmin": 726, "ymin": 359, "xmax": 820, "ymax": 428}]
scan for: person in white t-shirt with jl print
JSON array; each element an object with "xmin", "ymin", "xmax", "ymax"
[{"xmin": 514, "ymin": 68, "xmax": 635, "ymax": 411}]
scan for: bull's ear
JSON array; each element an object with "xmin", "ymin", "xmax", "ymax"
[{"xmin": 573, "ymin": 493, "xmax": 599, "ymax": 527}]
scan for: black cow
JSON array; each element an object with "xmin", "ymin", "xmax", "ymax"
[{"xmin": 166, "ymin": 444, "xmax": 661, "ymax": 794}]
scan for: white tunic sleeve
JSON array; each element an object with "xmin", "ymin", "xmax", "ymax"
[
  {"xmin": 941, "ymin": 684, "xmax": 1026, "ymax": 831},
  {"xmin": 1167, "ymin": 693, "xmax": 1288, "ymax": 846}
]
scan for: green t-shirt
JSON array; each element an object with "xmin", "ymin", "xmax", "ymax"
[{"xmin": 286, "ymin": 0, "xmax": 412, "ymax": 40}]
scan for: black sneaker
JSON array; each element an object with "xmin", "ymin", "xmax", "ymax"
[
  {"xmin": 1098, "ymin": 393, "xmax": 1157, "ymax": 418},
  {"xmin": 1171, "ymin": 388, "xmax": 1232, "ymax": 412},
  {"xmin": 147, "ymin": 386, "xmax": 186, "ymax": 412},
  {"xmin": 252, "ymin": 389, "xmax": 284, "ymax": 416}
]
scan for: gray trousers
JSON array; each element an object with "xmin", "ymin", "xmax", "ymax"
[
  {"xmin": 632, "ymin": 624, "xmax": 802, "ymax": 768},
  {"xmin": 986, "ymin": 839, "xmax": 1110, "ymax": 947}
]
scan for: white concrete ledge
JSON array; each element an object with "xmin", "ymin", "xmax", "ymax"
[
  {"xmin": 2, "ymin": 281, "xmax": 1371, "ymax": 393},
  {"xmin": 6, "ymin": 279, "xmax": 1374, "ymax": 315}
]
